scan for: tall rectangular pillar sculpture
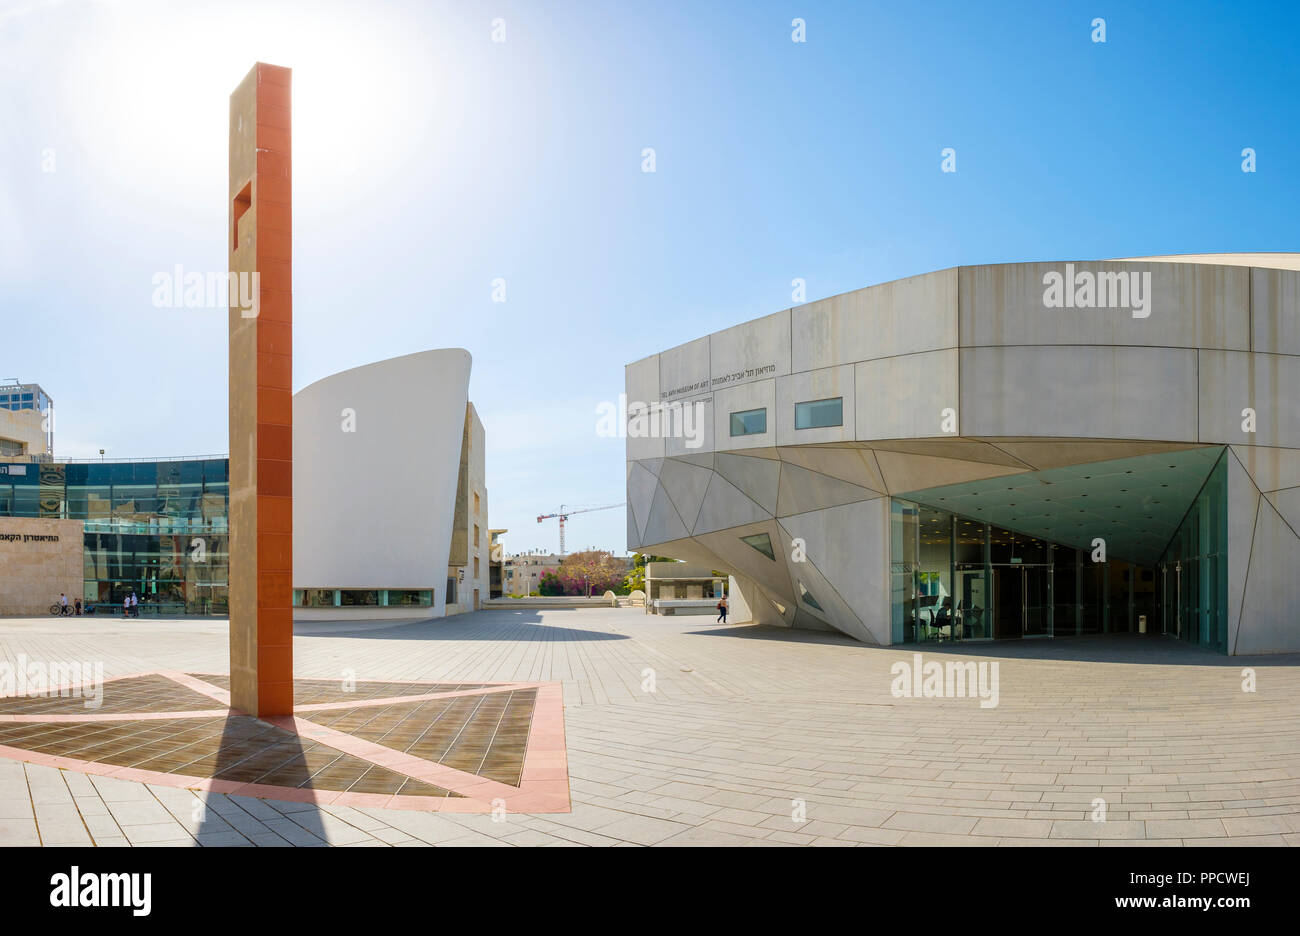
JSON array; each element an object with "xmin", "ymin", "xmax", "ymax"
[{"xmin": 228, "ymin": 63, "xmax": 293, "ymax": 716}]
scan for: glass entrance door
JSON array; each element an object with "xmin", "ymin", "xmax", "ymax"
[
  {"xmin": 991, "ymin": 566, "xmax": 1020, "ymax": 638},
  {"xmin": 955, "ymin": 565, "xmax": 987, "ymax": 639},
  {"xmin": 1023, "ymin": 564, "xmax": 1051, "ymax": 636},
  {"xmin": 991, "ymin": 564, "xmax": 1052, "ymax": 638}
]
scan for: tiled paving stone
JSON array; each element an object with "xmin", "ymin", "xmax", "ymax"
[
  {"xmin": 306, "ymin": 688, "xmax": 537, "ymax": 786},
  {"xmin": 5, "ymin": 608, "xmax": 1295, "ymax": 847},
  {"xmin": 0, "ymin": 674, "xmax": 221, "ymax": 714},
  {"xmin": 0, "ymin": 715, "xmax": 460, "ymax": 797}
]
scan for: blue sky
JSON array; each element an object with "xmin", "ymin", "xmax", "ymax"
[{"xmin": 2, "ymin": 0, "xmax": 1297, "ymax": 555}]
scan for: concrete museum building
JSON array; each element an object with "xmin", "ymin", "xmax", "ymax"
[{"xmin": 625, "ymin": 254, "xmax": 1300, "ymax": 655}]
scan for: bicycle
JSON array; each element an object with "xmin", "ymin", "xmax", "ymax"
[{"xmin": 48, "ymin": 603, "xmax": 72, "ymax": 616}]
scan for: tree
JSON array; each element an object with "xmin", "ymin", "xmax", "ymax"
[
  {"xmin": 537, "ymin": 571, "xmax": 565, "ymax": 596},
  {"xmin": 559, "ymin": 550, "xmax": 628, "ymax": 596}
]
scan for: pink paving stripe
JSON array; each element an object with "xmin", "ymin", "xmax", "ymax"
[
  {"xmin": 291, "ymin": 682, "xmax": 543, "ymax": 712},
  {"xmin": 158, "ymin": 671, "xmax": 234, "ymax": 708}
]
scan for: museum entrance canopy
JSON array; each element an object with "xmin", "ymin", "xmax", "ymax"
[{"xmin": 891, "ymin": 446, "xmax": 1228, "ymax": 651}]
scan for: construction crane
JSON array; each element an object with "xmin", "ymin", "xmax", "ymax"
[{"xmin": 537, "ymin": 503, "xmax": 623, "ymax": 555}]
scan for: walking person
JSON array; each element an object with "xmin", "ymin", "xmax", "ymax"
[
  {"xmin": 130, "ymin": 592, "xmax": 139, "ymax": 618},
  {"xmin": 716, "ymin": 594, "xmax": 728, "ymax": 623},
  {"xmin": 74, "ymin": 598, "xmax": 82, "ymax": 616},
  {"xmin": 122, "ymin": 594, "xmax": 130, "ymax": 619},
  {"xmin": 59, "ymin": 593, "xmax": 69, "ymax": 616}
]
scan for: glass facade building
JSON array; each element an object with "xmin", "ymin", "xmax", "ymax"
[
  {"xmin": 0, "ymin": 383, "xmax": 51, "ymax": 413},
  {"xmin": 0, "ymin": 458, "xmax": 229, "ymax": 612}
]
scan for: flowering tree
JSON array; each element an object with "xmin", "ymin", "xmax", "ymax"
[{"xmin": 558, "ymin": 550, "xmax": 629, "ymax": 596}]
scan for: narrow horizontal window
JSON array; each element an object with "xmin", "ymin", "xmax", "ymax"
[
  {"xmin": 729, "ymin": 407, "xmax": 767, "ymax": 437},
  {"xmin": 794, "ymin": 397, "xmax": 842, "ymax": 430}
]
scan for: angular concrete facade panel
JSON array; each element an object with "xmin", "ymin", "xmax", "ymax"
[
  {"xmin": 642, "ymin": 484, "xmax": 690, "ymax": 545},
  {"xmin": 855, "ymin": 349, "xmax": 959, "ymax": 440},
  {"xmin": 1198, "ymin": 350, "xmax": 1300, "ymax": 449},
  {"xmin": 873, "ymin": 449, "xmax": 1025, "ymax": 495},
  {"xmin": 791, "ymin": 268, "xmax": 958, "ymax": 372},
  {"xmin": 656, "ymin": 457, "xmax": 713, "ymax": 531},
  {"xmin": 1265, "ymin": 487, "xmax": 1300, "ymax": 539},
  {"xmin": 625, "ymin": 356, "xmax": 664, "ymax": 461},
  {"xmin": 777, "ymin": 445, "xmax": 887, "ymax": 492},
  {"xmin": 694, "ymin": 473, "xmax": 770, "ymax": 535},
  {"xmin": 1251, "ymin": 268, "xmax": 1300, "ymax": 356},
  {"xmin": 709, "ymin": 309, "xmax": 790, "ymax": 388},
  {"xmin": 713, "ymin": 453, "xmax": 781, "ymax": 516},
  {"xmin": 663, "ymin": 394, "xmax": 714, "ymax": 457},
  {"xmin": 1235, "ymin": 499, "xmax": 1300, "ymax": 654},
  {"xmin": 1230, "ymin": 444, "xmax": 1300, "ymax": 493},
  {"xmin": 627, "ymin": 461, "xmax": 659, "ymax": 543},
  {"xmin": 778, "ymin": 498, "xmax": 890, "ymax": 644},
  {"xmin": 775, "ymin": 461, "xmax": 880, "ymax": 516},
  {"xmin": 959, "ymin": 262, "xmax": 1250, "ymax": 351},
  {"xmin": 775, "ymin": 364, "xmax": 856, "ymax": 446},
  {"xmin": 959, "ymin": 346, "xmax": 1199, "ymax": 441},
  {"xmin": 659, "ymin": 336, "xmax": 711, "ymax": 404},
  {"xmin": 712, "ymin": 378, "xmax": 777, "ymax": 452},
  {"xmin": 771, "ymin": 518, "xmax": 874, "ymax": 642},
  {"xmin": 1225, "ymin": 448, "xmax": 1261, "ymax": 654}
]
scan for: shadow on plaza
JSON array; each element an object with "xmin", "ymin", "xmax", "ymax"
[
  {"xmin": 189, "ymin": 704, "xmax": 377, "ymax": 847},
  {"xmin": 686, "ymin": 623, "xmax": 1300, "ymax": 667},
  {"xmin": 291, "ymin": 608, "xmax": 629, "ymax": 642},
  {"xmin": 185, "ymin": 711, "xmax": 313, "ymax": 846}
]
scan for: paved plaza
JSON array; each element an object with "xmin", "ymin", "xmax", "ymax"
[{"xmin": 1, "ymin": 608, "xmax": 1298, "ymax": 847}]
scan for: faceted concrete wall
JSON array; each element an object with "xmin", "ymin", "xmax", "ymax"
[
  {"xmin": 627, "ymin": 255, "xmax": 1300, "ymax": 654},
  {"xmin": 1226, "ymin": 444, "xmax": 1300, "ymax": 654}
]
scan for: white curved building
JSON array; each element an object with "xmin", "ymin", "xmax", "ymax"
[
  {"xmin": 626, "ymin": 254, "xmax": 1300, "ymax": 655},
  {"xmin": 293, "ymin": 349, "xmax": 488, "ymax": 619}
]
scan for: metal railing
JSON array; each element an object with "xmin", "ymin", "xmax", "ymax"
[{"xmin": 56, "ymin": 454, "xmax": 229, "ymax": 464}]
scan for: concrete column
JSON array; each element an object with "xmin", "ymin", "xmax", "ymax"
[{"xmin": 228, "ymin": 62, "xmax": 293, "ymax": 716}]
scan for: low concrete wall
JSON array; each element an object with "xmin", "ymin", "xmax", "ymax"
[
  {"xmin": 484, "ymin": 597, "xmax": 616, "ymax": 610},
  {"xmin": 653, "ymin": 599, "xmax": 719, "ymax": 616}
]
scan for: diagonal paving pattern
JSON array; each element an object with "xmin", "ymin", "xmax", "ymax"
[
  {"xmin": 1, "ymin": 608, "xmax": 1298, "ymax": 846},
  {"xmin": 0, "ymin": 671, "xmax": 562, "ymax": 812}
]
